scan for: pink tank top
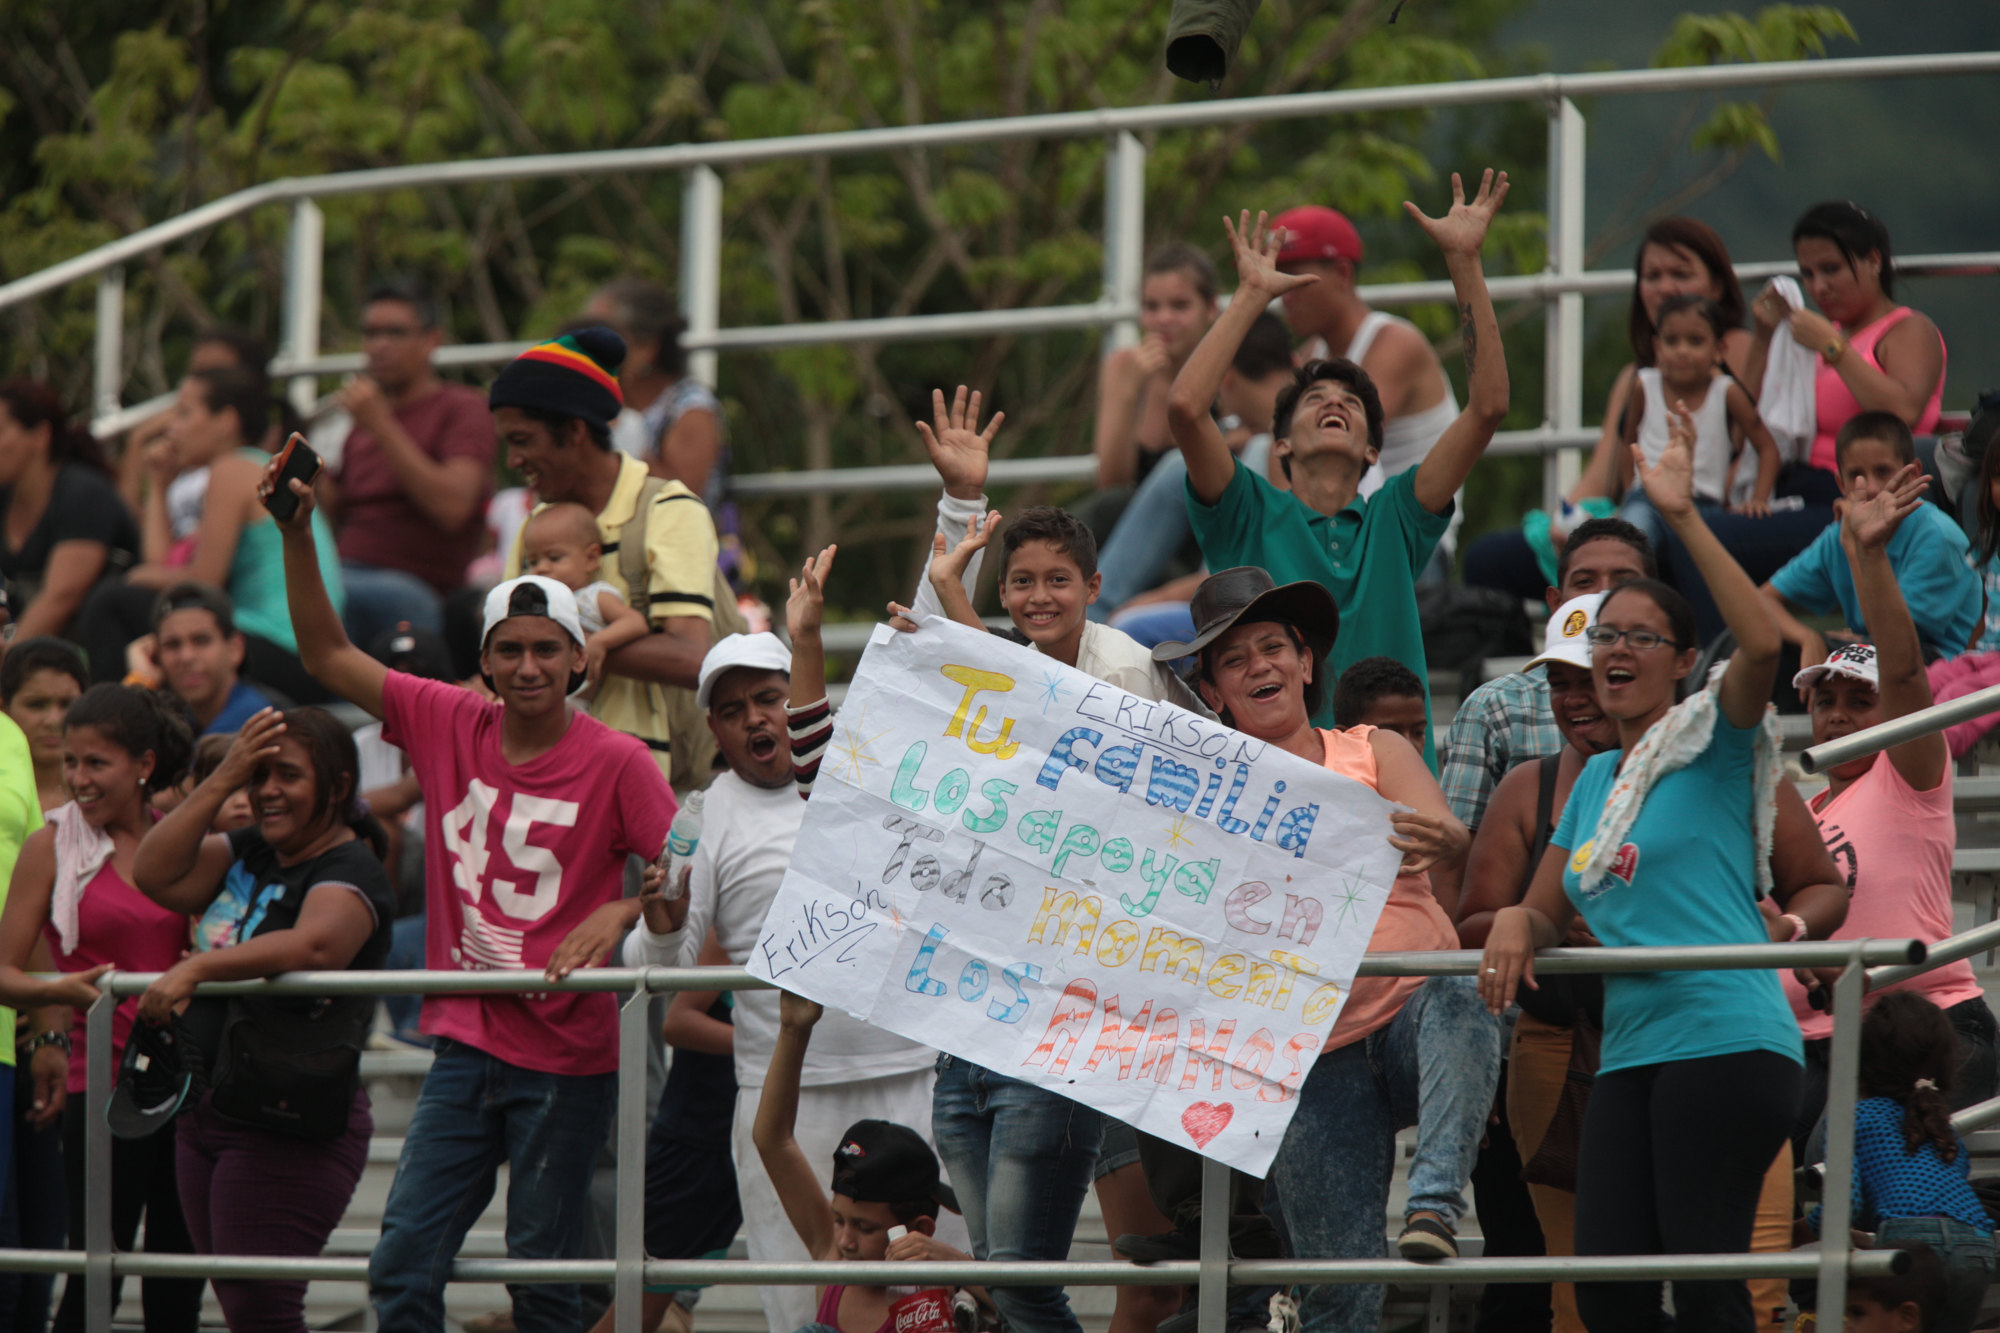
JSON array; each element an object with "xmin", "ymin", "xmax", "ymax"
[
  {"xmin": 815, "ymin": 1286, "xmax": 895, "ymax": 1333},
  {"xmin": 44, "ymin": 861, "xmax": 192, "ymax": 1095},
  {"xmin": 1808, "ymin": 306, "xmax": 1946, "ymax": 473}
]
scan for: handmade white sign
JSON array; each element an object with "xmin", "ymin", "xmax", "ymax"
[{"xmin": 748, "ymin": 617, "xmax": 1403, "ymax": 1175}]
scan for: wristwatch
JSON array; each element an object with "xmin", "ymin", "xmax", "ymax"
[
  {"xmin": 1820, "ymin": 332, "xmax": 1848, "ymax": 365},
  {"xmin": 22, "ymin": 1030, "xmax": 71, "ymax": 1056}
]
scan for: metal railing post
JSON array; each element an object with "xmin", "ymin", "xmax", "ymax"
[
  {"xmin": 93, "ymin": 269, "xmax": 124, "ymax": 425},
  {"xmin": 282, "ymin": 199, "xmax": 325, "ymax": 418},
  {"xmin": 1102, "ymin": 131, "xmax": 1147, "ymax": 356},
  {"xmin": 1196, "ymin": 1155, "xmax": 1229, "ymax": 1333},
  {"xmin": 1814, "ymin": 940, "xmax": 1869, "ymax": 1322},
  {"xmin": 681, "ymin": 166, "xmax": 724, "ymax": 391},
  {"xmin": 614, "ymin": 983, "xmax": 649, "ymax": 1333},
  {"xmin": 1542, "ymin": 96, "xmax": 1586, "ymax": 511},
  {"xmin": 85, "ymin": 986, "xmax": 115, "ymax": 1333}
]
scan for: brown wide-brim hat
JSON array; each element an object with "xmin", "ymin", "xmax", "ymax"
[{"xmin": 1151, "ymin": 566, "xmax": 1339, "ymax": 665}]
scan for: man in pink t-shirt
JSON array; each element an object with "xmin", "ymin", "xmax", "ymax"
[
  {"xmin": 324, "ymin": 279, "xmax": 496, "ymax": 646},
  {"xmin": 270, "ymin": 458, "xmax": 682, "ymax": 1333}
]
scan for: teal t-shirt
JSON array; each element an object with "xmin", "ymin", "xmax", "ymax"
[
  {"xmin": 1185, "ymin": 461, "xmax": 1448, "ymax": 766},
  {"xmin": 1553, "ymin": 708, "xmax": 1803, "ymax": 1075},
  {"xmin": 226, "ymin": 448, "xmax": 345, "ymax": 655},
  {"xmin": 1769, "ymin": 502, "xmax": 1979, "ymax": 662}
]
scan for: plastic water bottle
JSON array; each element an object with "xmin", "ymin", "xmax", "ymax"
[{"xmin": 658, "ymin": 789, "xmax": 704, "ymax": 899}]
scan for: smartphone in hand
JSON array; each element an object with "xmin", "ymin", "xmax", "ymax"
[{"xmin": 263, "ymin": 433, "xmax": 324, "ymax": 522}]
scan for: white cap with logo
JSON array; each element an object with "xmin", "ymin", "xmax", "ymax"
[
  {"xmin": 696, "ymin": 632, "xmax": 794, "ymax": 711},
  {"xmin": 1524, "ymin": 591, "xmax": 1607, "ymax": 672},
  {"xmin": 1793, "ymin": 642, "xmax": 1879, "ymax": 692}
]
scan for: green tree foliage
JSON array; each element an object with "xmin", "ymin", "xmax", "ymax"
[{"xmin": 0, "ymin": 0, "xmax": 1849, "ymax": 611}]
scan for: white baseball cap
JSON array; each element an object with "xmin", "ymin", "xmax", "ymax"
[
  {"xmin": 696, "ymin": 632, "xmax": 793, "ymax": 710},
  {"xmin": 480, "ymin": 575, "xmax": 584, "ymax": 649},
  {"xmin": 1793, "ymin": 642, "xmax": 1879, "ymax": 692},
  {"xmin": 1524, "ymin": 592, "xmax": 1606, "ymax": 672}
]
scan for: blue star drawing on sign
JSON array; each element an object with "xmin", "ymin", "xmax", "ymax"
[
  {"xmin": 830, "ymin": 705, "xmax": 893, "ymax": 785},
  {"xmin": 1036, "ymin": 668, "xmax": 1071, "ymax": 714},
  {"xmin": 1330, "ymin": 871, "xmax": 1370, "ymax": 929}
]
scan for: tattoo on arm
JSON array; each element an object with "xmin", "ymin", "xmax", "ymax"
[{"xmin": 1460, "ymin": 301, "xmax": 1477, "ymax": 375}]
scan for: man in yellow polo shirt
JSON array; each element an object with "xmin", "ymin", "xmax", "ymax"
[{"xmin": 491, "ymin": 328, "xmax": 717, "ymax": 778}]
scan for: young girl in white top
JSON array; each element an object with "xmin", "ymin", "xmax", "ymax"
[{"xmin": 1619, "ymin": 294, "xmax": 1779, "ymax": 550}]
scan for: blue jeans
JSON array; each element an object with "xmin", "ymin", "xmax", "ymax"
[
  {"xmin": 931, "ymin": 1058, "xmax": 1105, "ymax": 1333},
  {"xmin": 341, "ymin": 561, "xmax": 445, "ymax": 647},
  {"xmin": 382, "ymin": 913, "xmax": 429, "ymax": 1040},
  {"xmin": 369, "ymin": 1039, "xmax": 617, "ymax": 1333},
  {"xmin": 1093, "ymin": 452, "xmax": 1197, "ymax": 619},
  {"xmin": 1874, "ymin": 1217, "xmax": 1995, "ymax": 1333},
  {"xmin": 1269, "ymin": 976, "xmax": 1501, "ymax": 1333}
]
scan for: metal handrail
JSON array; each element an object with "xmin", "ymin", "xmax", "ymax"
[
  {"xmin": 6, "ymin": 50, "xmax": 1998, "ymax": 315},
  {"xmin": 43, "ymin": 937, "xmax": 1905, "ymax": 1331},
  {"xmin": 1802, "ymin": 681, "xmax": 2000, "ymax": 774}
]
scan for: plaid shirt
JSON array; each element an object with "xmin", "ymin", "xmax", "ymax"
[{"xmin": 1439, "ymin": 669, "xmax": 1563, "ymax": 830}]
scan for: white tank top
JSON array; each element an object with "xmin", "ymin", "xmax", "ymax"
[
  {"xmin": 1636, "ymin": 368, "xmax": 1734, "ymax": 504},
  {"xmin": 1343, "ymin": 312, "xmax": 1463, "ymax": 551}
]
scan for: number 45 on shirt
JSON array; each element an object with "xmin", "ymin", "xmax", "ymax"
[{"xmin": 441, "ymin": 780, "xmax": 579, "ymax": 922}]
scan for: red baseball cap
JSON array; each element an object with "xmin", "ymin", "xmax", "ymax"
[{"xmin": 1272, "ymin": 206, "xmax": 1363, "ymax": 267}]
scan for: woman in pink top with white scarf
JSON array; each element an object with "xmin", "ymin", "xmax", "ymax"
[
  {"xmin": 1784, "ymin": 462, "xmax": 1995, "ymax": 1162},
  {"xmin": 1743, "ymin": 200, "xmax": 1946, "ymax": 500}
]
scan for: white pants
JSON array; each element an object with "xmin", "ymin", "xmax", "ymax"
[{"xmin": 731, "ymin": 1066, "xmax": 965, "ymax": 1333}]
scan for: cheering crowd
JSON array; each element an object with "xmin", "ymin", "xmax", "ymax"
[{"xmin": 0, "ymin": 151, "xmax": 1992, "ymax": 1333}]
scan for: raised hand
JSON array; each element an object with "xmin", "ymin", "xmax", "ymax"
[
  {"xmin": 927, "ymin": 512, "xmax": 1001, "ymax": 594},
  {"xmin": 257, "ymin": 454, "xmax": 317, "ymax": 531},
  {"xmin": 916, "ymin": 387, "xmax": 1003, "ymax": 501},
  {"xmin": 786, "ymin": 544, "xmax": 839, "ymax": 643},
  {"xmin": 213, "ymin": 707, "xmax": 285, "ymax": 792},
  {"xmin": 1403, "ymin": 169, "xmax": 1510, "ymax": 258},
  {"xmin": 1224, "ymin": 210, "xmax": 1318, "ymax": 299},
  {"xmin": 1633, "ymin": 399, "xmax": 1698, "ymax": 522},
  {"xmin": 778, "ymin": 989, "xmax": 824, "ymax": 1031},
  {"xmin": 1840, "ymin": 462, "xmax": 1929, "ymax": 556}
]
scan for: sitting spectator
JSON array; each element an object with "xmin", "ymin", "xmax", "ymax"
[
  {"xmin": 753, "ymin": 993, "xmax": 978, "ymax": 1333},
  {"xmin": 1332, "ymin": 655, "xmax": 1429, "ymax": 751},
  {"xmin": 1800, "ymin": 995, "xmax": 1993, "ymax": 1333},
  {"xmin": 517, "ymin": 502, "xmax": 650, "ymax": 698},
  {"xmin": 0, "ymin": 637, "xmax": 89, "ymax": 814},
  {"xmin": 1465, "ymin": 218, "xmax": 1757, "ymax": 603},
  {"xmin": 136, "ymin": 583, "xmax": 280, "ymax": 735},
  {"xmin": 583, "ymin": 278, "xmax": 727, "ymax": 503},
  {"xmin": 1092, "ymin": 311, "xmax": 1293, "ymax": 642},
  {"xmin": 270, "ymin": 447, "xmax": 684, "ymax": 1332},
  {"xmin": 0, "ymin": 685, "xmax": 201, "ymax": 1333},
  {"xmin": 117, "ymin": 328, "xmax": 272, "ymax": 525},
  {"xmin": 1783, "ymin": 464, "xmax": 1997, "ymax": 1159},
  {"xmin": 1477, "ymin": 407, "xmax": 1847, "ymax": 1332},
  {"xmin": 322, "ymin": 279, "xmax": 494, "ymax": 645},
  {"xmin": 1617, "ymin": 295, "xmax": 1779, "ymax": 547},
  {"xmin": 131, "ymin": 708, "xmax": 395, "ymax": 1333},
  {"xmin": 1159, "ymin": 567, "xmax": 1492, "ymax": 1327},
  {"xmin": 1092, "ymin": 244, "xmax": 1220, "ymax": 493},
  {"xmin": 1272, "ymin": 202, "xmax": 1462, "ymax": 580},
  {"xmin": 494, "ymin": 329, "xmax": 719, "ymax": 785},
  {"xmin": 1845, "ymin": 1244, "xmax": 1949, "ymax": 1333},
  {"xmin": 1761, "ymin": 413, "xmax": 1979, "ymax": 670},
  {"xmin": 0, "ymin": 381, "xmax": 139, "ymax": 641},
  {"xmin": 73, "ymin": 366, "xmax": 347, "ymax": 704},
  {"xmin": 626, "ymin": 628, "xmax": 947, "ymax": 1333},
  {"xmin": 1172, "ymin": 177, "xmax": 1510, "ymax": 765}
]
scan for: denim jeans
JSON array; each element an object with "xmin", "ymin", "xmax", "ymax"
[
  {"xmin": 1092, "ymin": 451, "xmax": 1198, "ymax": 619},
  {"xmin": 932, "ymin": 1057, "xmax": 1105, "ymax": 1333},
  {"xmin": 369, "ymin": 1038, "xmax": 618, "ymax": 1333},
  {"xmin": 1873, "ymin": 1216, "xmax": 1995, "ymax": 1333},
  {"xmin": 382, "ymin": 913, "xmax": 430, "ymax": 1040},
  {"xmin": 1269, "ymin": 976, "xmax": 1502, "ymax": 1333},
  {"xmin": 341, "ymin": 560, "xmax": 446, "ymax": 646}
]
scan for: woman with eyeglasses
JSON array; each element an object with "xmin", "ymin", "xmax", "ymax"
[{"xmin": 1477, "ymin": 405, "xmax": 1848, "ymax": 1333}]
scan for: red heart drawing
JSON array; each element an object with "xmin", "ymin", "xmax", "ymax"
[{"xmin": 1181, "ymin": 1101, "xmax": 1234, "ymax": 1148}]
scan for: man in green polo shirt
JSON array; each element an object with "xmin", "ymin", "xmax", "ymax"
[{"xmin": 1168, "ymin": 171, "xmax": 1512, "ymax": 766}]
